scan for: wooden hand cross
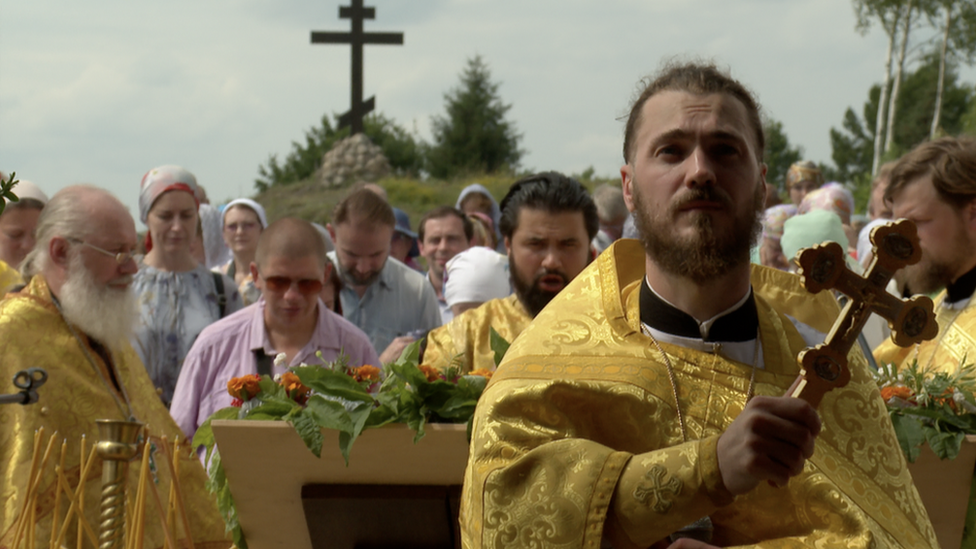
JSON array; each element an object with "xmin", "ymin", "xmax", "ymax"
[{"xmin": 786, "ymin": 219, "xmax": 939, "ymax": 408}]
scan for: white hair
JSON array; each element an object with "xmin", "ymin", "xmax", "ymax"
[{"xmin": 21, "ymin": 185, "xmax": 124, "ymax": 278}]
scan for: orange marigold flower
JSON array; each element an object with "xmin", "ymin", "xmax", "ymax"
[
  {"xmin": 227, "ymin": 374, "xmax": 262, "ymax": 401},
  {"xmin": 469, "ymin": 368, "xmax": 494, "ymax": 380},
  {"xmin": 935, "ymin": 388, "xmax": 959, "ymax": 412},
  {"xmin": 418, "ymin": 365, "xmax": 442, "ymax": 382},
  {"xmin": 279, "ymin": 372, "xmax": 311, "ymax": 403},
  {"xmin": 351, "ymin": 365, "xmax": 381, "ymax": 383},
  {"xmin": 880, "ymin": 385, "xmax": 913, "ymax": 402}
]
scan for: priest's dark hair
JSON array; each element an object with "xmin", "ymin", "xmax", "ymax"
[
  {"xmin": 623, "ymin": 60, "xmax": 765, "ymax": 165},
  {"xmin": 498, "ymin": 172, "xmax": 598, "ymax": 242}
]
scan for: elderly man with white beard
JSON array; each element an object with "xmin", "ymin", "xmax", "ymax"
[{"xmin": 0, "ymin": 185, "xmax": 230, "ymax": 549}]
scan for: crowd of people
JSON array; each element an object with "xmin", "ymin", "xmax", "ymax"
[{"xmin": 3, "ymin": 59, "xmax": 976, "ymax": 548}]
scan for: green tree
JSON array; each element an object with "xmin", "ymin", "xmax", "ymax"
[
  {"xmin": 891, "ymin": 51, "xmax": 972, "ymax": 148},
  {"xmin": 763, "ymin": 118, "xmax": 803, "ymax": 192},
  {"xmin": 427, "ymin": 56, "xmax": 523, "ymax": 179},
  {"xmin": 827, "ymin": 86, "xmax": 880, "ymax": 210},
  {"xmin": 829, "ymin": 52, "xmax": 974, "ymax": 207},
  {"xmin": 853, "ymin": 0, "xmax": 907, "ymax": 175},
  {"xmin": 255, "ymin": 113, "xmax": 425, "ymax": 191},
  {"xmin": 928, "ymin": 0, "xmax": 976, "ymax": 137},
  {"xmin": 962, "ymin": 96, "xmax": 976, "ymax": 135}
]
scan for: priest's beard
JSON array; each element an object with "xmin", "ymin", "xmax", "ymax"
[
  {"xmin": 509, "ymin": 253, "xmax": 569, "ymax": 318},
  {"xmin": 632, "ymin": 182, "xmax": 763, "ymax": 284},
  {"xmin": 59, "ymin": 254, "xmax": 137, "ymax": 351},
  {"xmin": 904, "ymin": 248, "xmax": 971, "ymax": 295}
]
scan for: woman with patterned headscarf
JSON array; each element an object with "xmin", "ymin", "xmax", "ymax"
[
  {"xmin": 785, "ymin": 160, "xmax": 823, "ymax": 206},
  {"xmin": 132, "ymin": 165, "xmax": 243, "ymax": 407},
  {"xmin": 759, "ymin": 204, "xmax": 797, "ymax": 271}
]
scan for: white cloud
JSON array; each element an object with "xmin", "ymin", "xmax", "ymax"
[{"xmin": 1, "ymin": 0, "xmax": 973, "ymax": 223}]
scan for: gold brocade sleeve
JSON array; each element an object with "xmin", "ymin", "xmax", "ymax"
[
  {"xmin": 422, "ymin": 295, "xmax": 531, "ymax": 374},
  {"xmin": 611, "ymin": 434, "xmax": 734, "ymax": 547},
  {"xmin": 463, "ymin": 377, "xmax": 716, "ymax": 549}
]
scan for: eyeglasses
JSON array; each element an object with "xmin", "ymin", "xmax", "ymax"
[
  {"xmin": 263, "ymin": 276, "xmax": 323, "ymax": 295},
  {"xmin": 68, "ymin": 238, "xmax": 136, "ymax": 265}
]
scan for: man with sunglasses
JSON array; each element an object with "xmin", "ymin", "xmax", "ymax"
[
  {"xmin": 171, "ymin": 218, "xmax": 378, "ymax": 441},
  {"xmin": 0, "ymin": 185, "xmax": 232, "ymax": 548}
]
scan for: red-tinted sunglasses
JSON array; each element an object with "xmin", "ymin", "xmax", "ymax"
[{"xmin": 263, "ymin": 276, "xmax": 323, "ymax": 295}]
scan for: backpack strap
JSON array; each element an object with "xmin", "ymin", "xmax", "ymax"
[
  {"xmin": 212, "ymin": 272, "xmax": 227, "ymax": 318},
  {"xmin": 254, "ymin": 349, "xmax": 275, "ymax": 377}
]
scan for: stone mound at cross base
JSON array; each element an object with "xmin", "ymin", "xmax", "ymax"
[{"xmin": 319, "ymin": 133, "xmax": 391, "ymax": 188}]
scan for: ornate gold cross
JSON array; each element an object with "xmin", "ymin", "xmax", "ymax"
[
  {"xmin": 633, "ymin": 464, "xmax": 683, "ymax": 513},
  {"xmin": 787, "ymin": 219, "xmax": 938, "ymax": 408}
]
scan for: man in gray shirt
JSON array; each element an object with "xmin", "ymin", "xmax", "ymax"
[{"xmin": 327, "ymin": 188, "xmax": 442, "ymax": 362}]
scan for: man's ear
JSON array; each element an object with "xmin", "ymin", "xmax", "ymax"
[
  {"xmin": 504, "ymin": 236, "xmax": 512, "ymax": 257},
  {"xmin": 249, "ymin": 261, "xmax": 259, "ymax": 284},
  {"xmin": 620, "ymin": 164, "xmax": 636, "ymax": 213},
  {"xmin": 965, "ymin": 199, "xmax": 976, "ymax": 235},
  {"xmin": 49, "ymin": 236, "xmax": 70, "ymax": 268},
  {"xmin": 326, "ymin": 223, "xmax": 336, "ymax": 243}
]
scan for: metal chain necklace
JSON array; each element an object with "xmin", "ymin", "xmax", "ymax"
[{"xmin": 640, "ymin": 323, "xmax": 759, "ymax": 441}]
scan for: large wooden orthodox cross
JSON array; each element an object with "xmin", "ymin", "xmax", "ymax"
[
  {"xmin": 311, "ymin": 0, "xmax": 404, "ymax": 135},
  {"xmin": 788, "ymin": 219, "xmax": 939, "ymax": 408}
]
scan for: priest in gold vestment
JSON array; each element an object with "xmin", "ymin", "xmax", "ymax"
[
  {"xmin": 0, "ymin": 186, "xmax": 229, "ymax": 549},
  {"xmin": 461, "ymin": 63, "xmax": 936, "ymax": 549},
  {"xmin": 872, "ymin": 136, "xmax": 976, "ymax": 376},
  {"xmin": 422, "ymin": 172, "xmax": 598, "ymax": 374}
]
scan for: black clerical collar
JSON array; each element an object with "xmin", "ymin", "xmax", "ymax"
[
  {"xmin": 946, "ymin": 262, "xmax": 976, "ymax": 305},
  {"xmin": 640, "ymin": 278, "xmax": 758, "ymax": 342}
]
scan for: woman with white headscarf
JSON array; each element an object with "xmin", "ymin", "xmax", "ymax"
[
  {"xmin": 133, "ymin": 165, "xmax": 243, "ymax": 407},
  {"xmin": 215, "ymin": 198, "xmax": 268, "ymax": 305}
]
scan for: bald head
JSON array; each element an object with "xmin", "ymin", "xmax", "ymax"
[
  {"xmin": 23, "ymin": 185, "xmax": 133, "ymax": 278},
  {"xmin": 255, "ymin": 218, "xmax": 328, "ymax": 269}
]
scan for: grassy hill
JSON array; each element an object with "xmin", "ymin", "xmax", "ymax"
[{"xmin": 253, "ymin": 172, "xmax": 617, "ymax": 229}]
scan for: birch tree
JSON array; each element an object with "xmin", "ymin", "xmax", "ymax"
[
  {"xmin": 884, "ymin": 0, "xmax": 920, "ymax": 156},
  {"xmin": 929, "ymin": 0, "xmax": 976, "ymax": 138},
  {"xmin": 853, "ymin": 0, "xmax": 902, "ymax": 176}
]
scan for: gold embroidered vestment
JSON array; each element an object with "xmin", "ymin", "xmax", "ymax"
[
  {"xmin": 460, "ymin": 240, "xmax": 936, "ymax": 549},
  {"xmin": 0, "ymin": 275, "xmax": 230, "ymax": 549},
  {"xmin": 874, "ymin": 288, "xmax": 976, "ymax": 374},
  {"xmin": 422, "ymin": 294, "xmax": 532, "ymax": 374}
]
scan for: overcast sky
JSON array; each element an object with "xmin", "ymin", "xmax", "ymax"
[{"xmin": 2, "ymin": 0, "xmax": 973, "ymax": 226}]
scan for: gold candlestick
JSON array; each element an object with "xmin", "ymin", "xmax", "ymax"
[{"xmin": 95, "ymin": 419, "xmax": 143, "ymax": 549}]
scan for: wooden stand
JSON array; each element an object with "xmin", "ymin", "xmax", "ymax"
[
  {"xmin": 907, "ymin": 435, "xmax": 976, "ymax": 549},
  {"xmin": 211, "ymin": 421, "xmax": 470, "ymax": 549}
]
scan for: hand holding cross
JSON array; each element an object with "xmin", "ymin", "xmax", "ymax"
[{"xmin": 786, "ymin": 219, "xmax": 938, "ymax": 408}]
